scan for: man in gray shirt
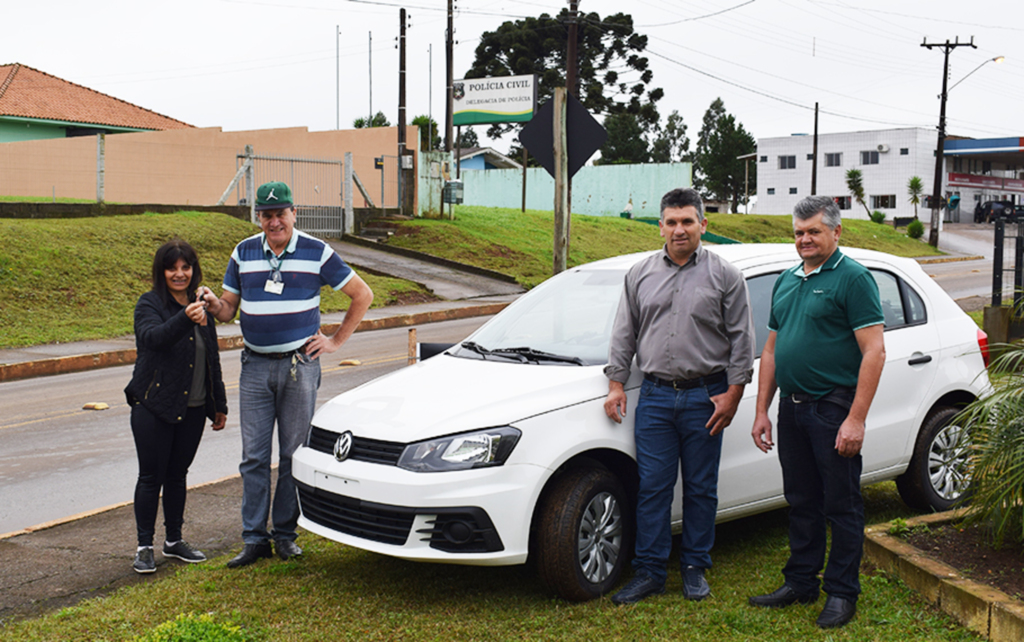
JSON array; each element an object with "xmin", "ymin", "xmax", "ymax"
[{"xmin": 604, "ymin": 187, "xmax": 754, "ymax": 605}]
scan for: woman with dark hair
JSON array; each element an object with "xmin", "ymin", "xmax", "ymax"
[{"xmin": 124, "ymin": 239, "xmax": 228, "ymax": 573}]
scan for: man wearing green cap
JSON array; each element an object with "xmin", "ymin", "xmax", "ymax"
[{"xmin": 201, "ymin": 181, "xmax": 373, "ymax": 568}]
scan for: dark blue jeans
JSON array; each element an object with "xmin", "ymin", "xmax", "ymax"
[
  {"xmin": 777, "ymin": 395, "xmax": 864, "ymax": 603},
  {"xmin": 631, "ymin": 377, "xmax": 727, "ymax": 584}
]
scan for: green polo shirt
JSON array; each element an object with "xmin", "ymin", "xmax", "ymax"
[{"xmin": 768, "ymin": 248, "xmax": 883, "ymax": 398}]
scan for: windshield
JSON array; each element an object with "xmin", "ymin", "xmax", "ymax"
[{"xmin": 455, "ymin": 268, "xmax": 626, "ymax": 366}]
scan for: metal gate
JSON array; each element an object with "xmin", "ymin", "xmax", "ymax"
[
  {"xmin": 376, "ymin": 154, "xmax": 401, "ymax": 210},
  {"xmin": 234, "ymin": 152, "xmax": 345, "ymax": 237}
]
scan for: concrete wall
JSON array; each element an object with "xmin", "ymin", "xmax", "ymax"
[
  {"xmin": 461, "ymin": 162, "xmax": 692, "ymax": 217},
  {"xmin": 0, "ymin": 125, "xmax": 420, "ymax": 208}
]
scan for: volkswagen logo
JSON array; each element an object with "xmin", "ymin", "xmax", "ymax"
[{"xmin": 334, "ymin": 431, "xmax": 354, "ymax": 462}]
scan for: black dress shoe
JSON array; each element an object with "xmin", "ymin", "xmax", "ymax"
[
  {"xmin": 816, "ymin": 595, "xmax": 856, "ymax": 629},
  {"xmin": 275, "ymin": 539, "xmax": 303, "ymax": 560},
  {"xmin": 226, "ymin": 542, "xmax": 273, "ymax": 568},
  {"xmin": 611, "ymin": 574, "xmax": 666, "ymax": 605},
  {"xmin": 748, "ymin": 584, "xmax": 819, "ymax": 608}
]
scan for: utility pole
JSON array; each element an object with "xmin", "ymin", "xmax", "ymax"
[
  {"xmin": 336, "ymin": 26, "xmax": 341, "ymax": 129},
  {"xmin": 398, "ymin": 9, "xmax": 409, "ymax": 215},
  {"xmin": 368, "ymin": 31, "xmax": 373, "ymax": 124},
  {"xmin": 445, "ymin": 0, "xmax": 454, "ymax": 153},
  {"xmin": 553, "ymin": 88, "xmax": 569, "ymax": 275},
  {"xmin": 922, "ymin": 36, "xmax": 976, "ymax": 248},
  {"xmin": 811, "ymin": 102, "xmax": 818, "ymax": 195},
  {"xmin": 564, "ymin": 0, "xmax": 579, "ymax": 240}
]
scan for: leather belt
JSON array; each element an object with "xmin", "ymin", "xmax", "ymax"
[
  {"xmin": 244, "ymin": 347, "xmax": 302, "ymax": 360},
  {"xmin": 644, "ymin": 370, "xmax": 727, "ymax": 390}
]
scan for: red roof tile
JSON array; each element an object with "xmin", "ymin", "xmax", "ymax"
[{"xmin": 0, "ymin": 63, "xmax": 192, "ymax": 130}]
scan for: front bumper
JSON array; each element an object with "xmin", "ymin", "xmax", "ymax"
[{"xmin": 292, "ymin": 445, "xmax": 546, "ymax": 565}]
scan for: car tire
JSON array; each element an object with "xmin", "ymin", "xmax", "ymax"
[
  {"xmin": 896, "ymin": 406, "xmax": 971, "ymax": 512},
  {"xmin": 534, "ymin": 467, "xmax": 633, "ymax": 602}
]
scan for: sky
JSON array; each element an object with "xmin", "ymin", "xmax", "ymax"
[{"xmin": 5, "ymin": 0, "xmax": 1024, "ymax": 156}]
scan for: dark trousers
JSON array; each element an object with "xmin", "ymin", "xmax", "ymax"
[
  {"xmin": 777, "ymin": 395, "xmax": 864, "ymax": 603},
  {"xmin": 131, "ymin": 404, "xmax": 206, "ymax": 546}
]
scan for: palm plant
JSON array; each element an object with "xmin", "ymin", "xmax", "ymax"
[
  {"xmin": 958, "ymin": 343, "xmax": 1024, "ymax": 548},
  {"xmin": 907, "ymin": 176, "xmax": 924, "ymax": 219},
  {"xmin": 845, "ymin": 168, "xmax": 871, "ymax": 218}
]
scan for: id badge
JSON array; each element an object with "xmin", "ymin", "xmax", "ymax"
[{"xmin": 264, "ymin": 279, "xmax": 284, "ymax": 295}]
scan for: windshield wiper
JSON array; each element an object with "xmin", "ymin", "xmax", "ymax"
[
  {"xmin": 459, "ymin": 341, "xmax": 527, "ymax": 362},
  {"xmin": 490, "ymin": 347, "xmax": 585, "ymax": 366}
]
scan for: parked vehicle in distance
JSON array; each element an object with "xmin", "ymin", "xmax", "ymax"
[
  {"xmin": 293, "ymin": 245, "xmax": 991, "ymax": 602},
  {"xmin": 977, "ymin": 200, "xmax": 1016, "ymax": 223}
]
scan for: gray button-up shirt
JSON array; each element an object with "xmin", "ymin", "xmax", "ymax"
[{"xmin": 604, "ymin": 244, "xmax": 755, "ymax": 386}]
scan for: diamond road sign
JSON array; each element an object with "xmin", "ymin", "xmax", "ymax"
[{"xmin": 518, "ymin": 91, "xmax": 607, "ymax": 180}]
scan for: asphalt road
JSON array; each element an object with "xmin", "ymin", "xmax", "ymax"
[{"xmin": 0, "ymin": 316, "xmax": 490, "ymax": 535}]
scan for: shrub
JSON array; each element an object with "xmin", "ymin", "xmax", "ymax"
[
  {"xmin": 959, "ymin": 345, "xmax": 1024, "ymax": 548},
  {"xmin": 870, "ymin": 210, "xmax": 887, "ymax": 224},
  {"xmin": 135, "ymin": 613, "xmax": 250, "ymax": 642},
  {"xmin": 906, "ymin": 219, "xmax": 925, "ymax": 239}
]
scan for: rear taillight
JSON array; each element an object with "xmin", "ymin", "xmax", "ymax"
[{"xmin": 977, "ymin": 329, "xmax": 990, "ymax": 368}]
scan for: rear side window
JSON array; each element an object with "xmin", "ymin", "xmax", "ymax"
[
  {"xmin": 745, "ymin": 272, "xmax": 782, "ymax": 356},
  {"xmin": 870, "ymin": 269, "xmax": 927, "ymax": 329}
]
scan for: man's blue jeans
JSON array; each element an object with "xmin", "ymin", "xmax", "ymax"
[
  {"xmin": 631, "ymin": 377, "xmax": 726, "ymax": 584},
  {"xmin": 777, "ymin": 395, "xmax": 864, "ymax": 603},
  {"xmin": 238, "ymin": 349, "xmax": 320, "ymax": 545}
]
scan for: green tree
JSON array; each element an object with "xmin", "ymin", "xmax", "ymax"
[
  {"xmin": 845, "ymin": 168, "xmax": 871, "ymax": 218},
  {"xmin": 598, "ymin": 112, "xmax": 649, "ymax": 164},
  {"xmin": 465, "ymin": 10, "xmax": 663, "ymax": 140},
  {"xmin": 907, "ymin": 175, "xmax": 924, "ymax": 219},
  {"xmin": 693, "ymin": 99, "xmax": 755, "ymax": 212},
  {"xmin": 650, "ymin": 110, "xmax": 690, "ymax": 163},
  {"xmin": 353, "ymin": 111, "xmax": 390, "ymax": 128},
  {"xmin": 458, "ymin": 128, "xmax": 479, "ymax": 149},
  {"xmin": 412, "ymin": 115, "xmax": 441, "ymax": 151}
]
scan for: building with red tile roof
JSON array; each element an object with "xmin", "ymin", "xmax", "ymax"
[{"xmin": 0, "ymin": 63, "xmax": 192, "ymax": 142}]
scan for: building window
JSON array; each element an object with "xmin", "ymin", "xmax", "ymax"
[
  {"xmin": 778, "ymin": 155, "xmax": 796, "ymax": 169},
  {"xmin": 759, "ymin": 155, "xmax": 767, "ymax": 162},
  {"xmin": 825, "ymin": 153, "xmax": 842, "ymax": 167},
  {"xmin": 806, "ymin": 153, "xmax": 815, "ymax": 161},
  {"xmin": 900, "ymin": 148, "xmax": 909, "ymax": 155},
  {"xmin": 871, "ymin": 195, "xmax": 897, "ymax": 209},
  {"xmin": 834, "ymin": 196, "xmax": 851, "ymax": 210},
  {"xmin": 789, "ymin": 187, "xmax": 798, "ymax": 194},
  {"xmin": 953, "ymin": 157, "xmax": 963, "ymax": 172},
  {"xmin": 767, "ymin": 188, "xmax": 776, "ymax": 195},
  {"xmin": 860, "ymin": 151, "xmax": 879, "ymax": 165}
]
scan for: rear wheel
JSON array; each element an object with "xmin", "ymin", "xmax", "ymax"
[
  {"xmin": 534, "ymin": 467, "xmax": 633, "ymax": 602},
  {"xmin": 896, "ymin": 406, "xmax": 971, "ymax": 511}
]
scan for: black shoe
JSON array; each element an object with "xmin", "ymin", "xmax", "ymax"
[
  {"xmin": 226, "ymin": 542, "xmax": 273, "ymax": 568},
  {"xmin": 163, "ymin": 540, "xmax": 207, "ymax": 563},
  {"xmin": 816, "ymin": 595, "xmax": 856, "ymax": 629},
  {"xmin": 611, "ymin": 574, "xmax": 666, "ymax": 605},
  {"xmin": 682, "ymin": 565, "xmax": 710, "ymax": 601},
  {"xmin": 748, "ymin": 584, "xmax": 819, "ymax": 608},
  {"xmin": 133, "ymin": 547, "xmax": 156, "ymax": 574},
  {"xmin": 275, "ymin": 539, "xmax": 303, "ymax": 560}
]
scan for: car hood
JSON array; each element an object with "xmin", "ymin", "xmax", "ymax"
[{"xmin": 312, "ymin": 354, "xmax": 606, "ymax": 442}]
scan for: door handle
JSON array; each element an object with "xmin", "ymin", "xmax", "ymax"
[{"xmin": 908, "ymin": 355, "xmax": 932, "ymax": 366}]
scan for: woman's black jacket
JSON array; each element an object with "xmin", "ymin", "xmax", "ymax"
[{"xmin": 124, "ymin": 290, "xmax": 228, "ymax": 424}]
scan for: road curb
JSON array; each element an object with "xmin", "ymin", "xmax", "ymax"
[
  {"xmin": 0, "ymin": 302, "xmax": 510, "ymax": 384},
  {"xmin": 916, "ymin": 255, "xmax": 985, "ymax": 264},
  {"xmin": 864, "ymin": 510, "xmax": 1024, "ymax": 641}
]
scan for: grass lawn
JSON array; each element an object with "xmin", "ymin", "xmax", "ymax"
[
  {"xmin": 386, "ymin": 207, "xmax": 942, "ymax": 288},
  {"xmin": 1, "ymin": 483, "xmax": 976, "ymax": 642},
  {"xmin": 0, "ymin": 213, "xmax": 432, "ymax": 349}
]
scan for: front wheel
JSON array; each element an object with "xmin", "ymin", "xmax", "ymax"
[
  {"xmin": 896, "ymin": 406, "xmax": 971, "ymax": 511},
  {"xmin": 534, "ymin": 467, "xmax": 633, "ymax": 602}
]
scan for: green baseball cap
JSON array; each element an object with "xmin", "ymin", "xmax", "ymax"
[{"xmin": 255, "ymin": 181, "xmax": 294, "ymax": 211}]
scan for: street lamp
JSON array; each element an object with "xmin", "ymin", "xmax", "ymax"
[{"xmin": 948, "ymin": 55, "xmax": 1005, "ymax": 93}]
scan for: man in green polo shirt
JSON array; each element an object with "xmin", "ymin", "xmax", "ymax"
[{"xmin": 747, "ymin": 195, "xmax": 885, "ymax": 629}]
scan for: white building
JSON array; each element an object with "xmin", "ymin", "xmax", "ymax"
[{"xmin": 754, "ymin": 127, "xmax": 1024, "ymax": 220}]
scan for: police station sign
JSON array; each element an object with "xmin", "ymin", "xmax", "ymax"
[{"xmin": 452, "ymin": 74, "xmax": 537, "ymax": 126}]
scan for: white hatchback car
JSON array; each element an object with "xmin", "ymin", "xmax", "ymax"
[{"xmin": 293, "ymin": 244, "xmax": 990, "ymax": 601}]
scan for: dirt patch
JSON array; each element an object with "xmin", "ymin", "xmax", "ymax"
[
  {"xmin": 906, "ymin": 523, "xmax": 1024, "ymax": 600},
  {"xmin": 388, "ymin": 291, "xmax": 442, "ymax": 306}
]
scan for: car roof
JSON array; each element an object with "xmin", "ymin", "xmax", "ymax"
[{"xmin": 577, "ymin": 243, "xmax": 918, "ymax": 273}]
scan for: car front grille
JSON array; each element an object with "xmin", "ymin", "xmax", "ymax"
[
  {"xmin": 307, "ymin": 426, "xmax": 405, "ymax": 465},
  {"xmin": 296, "ymin": 481, "xmax": 504, "ymax": 553},
  {"xmin": 296, "ymin": 480, "xmax": 414, "ymax": 545}
]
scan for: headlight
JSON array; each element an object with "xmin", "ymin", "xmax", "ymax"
[{"xmin": 397, "ymin": 427, "xmax": 521, "ymax": 472}]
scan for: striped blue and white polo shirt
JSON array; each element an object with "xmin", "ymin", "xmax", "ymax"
[{"xmin": 222, "ymin": 230, "xmax": 354, "ymax": 353}]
